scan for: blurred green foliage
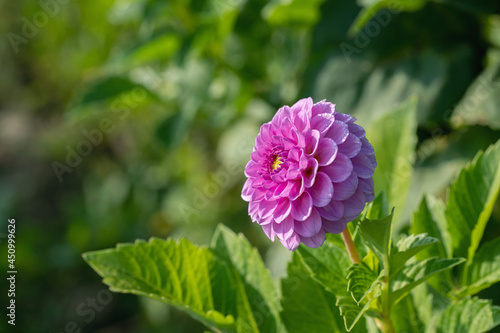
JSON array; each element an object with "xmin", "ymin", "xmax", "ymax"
[{"xmin": 0, "ymin": 0, "xmax": 499, "ymax": 332}]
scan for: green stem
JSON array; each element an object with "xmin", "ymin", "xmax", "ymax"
[{"xmin": 341, "ymin": 228, "xmax": 361, "ymax": 264}]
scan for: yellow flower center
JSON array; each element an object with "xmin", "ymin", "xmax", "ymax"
[{"xmin": 271, "ymin": 155, "xmax": 283, "ymax": 170}]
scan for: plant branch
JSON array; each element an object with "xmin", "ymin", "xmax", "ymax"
[{"xmin": 341, "ymin": 227, "xmax": 361, "ymax": 264}]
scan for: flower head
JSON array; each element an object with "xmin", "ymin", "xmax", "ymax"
[{"xmin": 241, "ymin": 98, "xmax": 376, "ymax": 250}]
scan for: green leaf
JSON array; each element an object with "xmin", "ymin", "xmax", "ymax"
[
  {"xmin": 359, "ymin": 212, "xmax": 393, "ymax": 267},
  {"xmin": 390, "ymin": 258, "xmax": 465, "ymax": 307},
  {"xmin": 446, "ymin": 140, "xmax": 500, "ymax": 264},
  {"xmin": 346, "ymin": 263, "xmax": 379, "ymax": 304},
  {"xmin": 336, "ymin": 285, "xmax": 381, "ymax": 332},
  {"xmin": 457, "ymin": 238, "xmax": 500, "ymax": 297},
  {"xmin": 366, "ymin": 99, "xmax": 417, "ymax": 227},
  {"xmin": 83, "ymin": 225, "xmax": 281, "ymax": 333},
  {"xmin": 411, "ymin": 195, "xmax": 451, "ymax": 259},
  {"xmin": 296, "ymin": 234, "xmax": 352, "ymax": 295},
  {"xmin": 263, "ymin": 0, "xmax": 327, "ymax": 27},
  {"xmin": 364, "ymin": 191, "xmax": 389, "ymax": 220},
  {"xmin": 391, "ymin": 293, "xmax": 423, "ymax": 333},
  {"xmin": 210, "ymin": 225, "xmax": 281, "ymax": 333},
  {"xmin": 437, "ymin": 298, "xmax": 500, "ymax": 333},
  {"xmin": 83, "ymin": 238, "xmax": 237, "ymax": 333},
  {"xmin": 280, "ymin": 253, "xmax": 364, "ymax": 333},
  {"xmin": 389, "ymin": 234, "xmax": 439, "ymax": 278},
  {"xmin": 349, "ymin": 0, "xmax": 426, "ymax": 36}
]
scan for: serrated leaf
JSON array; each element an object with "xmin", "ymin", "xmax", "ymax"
[
  {"xmin": 457, "ymin": 238, "xmax": 500, "ymax": 297},
  {"xmin": 280, "ymin": 253, "xmax": 366, "ymax": 333},
  {"xmin": 445, "ymin": 140, "xmax": 500, "ymax": 266},
  {"xmin": 438, "ymin": 298, "xmax": 500, "ymax": 333},
  {"xmin": 364, "ymin": 84, "xmax": 417, "ymax": 229},
  {"xmin": 83, "ymin": 225, "xmax": 280, "ymax": 333},
  {"xmin": 359, "ymin": 212, "xmax": 393, "ymax": 267},
  {"xmin": 346, "ymin": 263, "xmax": 379, "ymax": 304},
  {"xmin": 390, "ymin": 257, "xmax": 465, "ymax": 307},
  {"xmin": 411, "ymin": 195, "xmax": 451, "ymax": 259},
  {"xmin": 296, "ymin": 234, "xmax": 352, "ymax": 295},
  {"xmin": 389, "ymin": 234, "xmax": 439, "ymax": 278},
  {"xmin": 83, "ymin": 238, "xmax": 237, "ymax": 332},
  {"xmin": 336, "ymin": 284, "xmax": 381, "ymax": 332},
  {"xmin": 210, "ymin": 225, "xmax": 281, "ymax": 332},
  {"xmin": 391, "ymin": 293, "xmax": 423, "ymax": 333}
]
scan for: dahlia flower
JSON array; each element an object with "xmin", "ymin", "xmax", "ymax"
[{"xmin": 241, "ymin": 98, "xmax": 376, "ymax": 250}]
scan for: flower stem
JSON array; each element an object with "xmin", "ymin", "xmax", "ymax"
[{"xmin": 341, "ymin": 227, "xmax": 361, "ymax": 264}]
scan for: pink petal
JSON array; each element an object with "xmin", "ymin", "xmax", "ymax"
[
  {"xmin": 244, "ymin": 160, "xmax": 261, "ymax": 177},
  {"xmin": 258, "ymin": 199, "xmax": 277, "ymax": 219},
  {"xmin": 241, "ymin": 178, "xmax": 255, "ymax": 201},
  {"xmin": 275, "ymin": 215, "xmax": 294, "ymax": 240},
  {"xmin": 322, "ymin": 217, "xmax": 347, "ymax": 234},
  {"xmin": 332, "ymin": 171, "xmax": 358, "ymax": 201},
  {"xmin": 320, "ymin": 153, "xmax": 353, "ymax": 183},
  {"xmin": 303, "ymin": 158, "xmax": 319, "ymax": 188},
  {"xmin": 261, "ymin": 223, "xmax": 275, "ymax": 241},
  {"xmin": 311, "ymin": 100, "xmax": 335, "ymax": 117},
  {"xmin": 308, "ymin": 171, "xmax": 333, "ymax": 207},
  {"xmin": 338, "ymin": 133, "xmax": 361, "ymax": 158},
  {"xmin": 294, "ymin": 207, "xmax": 322, "ymax": 237},
  {"xmin": 315, "ymin": 138, "xmax": 338, "ymax": 166},
  {"xmin": 300, "ymin": 228, "xmax": 326, "ymax": 248},
  {"xmin": 274, "ymin": 198, "xmax": 292, "ymax": 223},
  {"xmin": 291, "ymin": 192, "xmax": 313, "ymax": 221},
  {"xmin": 280, "ymin": 231, "xmax": 300, "ymax": 251},
  {"xmin": 317, "ymin": 199, "xmax": 344, "ymax": 221},
  {"xmin": 311, "ymin": 113, "xmax": 335, "ymax": 135},
  {"xmin": 304, "ymin": 130, "xmax": 320, "ymax": 155},
  {"xmin": 283, "ymin": 179, "xmax": 304, "ymax": 200}
]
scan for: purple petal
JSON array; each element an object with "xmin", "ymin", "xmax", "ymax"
[
  {"xmin": 352, "ymin": 154, "xmax": 375, "ymax": 179},
  {"xmin": 358, "ymin": 177, "xmax": 374, "ymax": 194},
  {"xmin": 308, "ymin": 171, "xmax": 333, "ymax": 207},
  {"xmin": 348, "ymin": 122, "xmax": 365, "ymax": 138},
  {"xmin": 315, "ymin": 138, "xmax": 338, "ymax": 166},
  {"xmin": 280, "ymin": 231, "xmax": 300, "ymax": 251},
  {"xmin": 291, "ymin": 192, "xmax": 313, "ymax": 221},
  {"xmin": 335, "ymin": 112, "xmax": 354, "ymax": 123},
  {"xmin": 274, "ymin": 198, "xmax": 292, "ymax": 223},
  {"xmin": 332, "ymin": 171, "xmax": 358, "ymax": 201},
  {"xmin": 304, "ymin": 130, "xmax": 320, "ymax": 155},
  {"xmin": 338, "ymin": 133, "xmax": 361, "ymax": 158},
  {"xmin": 320, "ymin": 153, "xmax": 353, "ymax": 183},
  {"xmin": 303, "ymin": 158, "xmax": 319, "ymax": 188},
  {"xmin": 322, "ymin": 217, "xmax": 347, "ymax": 234},
  {"xmin": 360, "ymin": 137, "xmax": 375, "ymax": 154},
  {"xmin": 300, "ymin": 228, "xmax": 326, "ymax": 248},
  {"xmin": 342, "ymin": 189, "xmax": 366, "ymax": 221},
  {"xmin": 326, "ymin": 120, "xmax": 349, "ymax": 144},
  {"xmin": 311, "ymin": 113, "xmax": 335, "ymax": 135},
  {"xmin": 317, "ymin": 199, "xmax": 344, "ymax": 220},
  {"xmin": 294, "ymin": 207, "xmax": 322, "ymax": 237}
]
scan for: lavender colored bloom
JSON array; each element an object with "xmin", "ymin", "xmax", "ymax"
[{"xmin": 241, "ymin": 98, "xmax": 376, "ymax": 251}]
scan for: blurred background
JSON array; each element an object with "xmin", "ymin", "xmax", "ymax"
[{"xmin": 1, "ymin": 0, "xmax": 500, "ymax": 332}]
